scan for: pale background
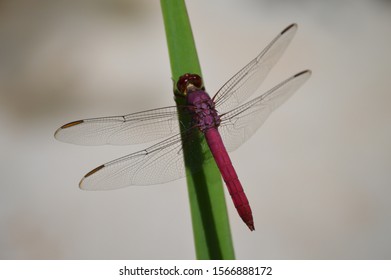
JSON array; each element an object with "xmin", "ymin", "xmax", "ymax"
[{"xmin": 1, "ymin": 0, "xmax": 390, "ymax": 259}]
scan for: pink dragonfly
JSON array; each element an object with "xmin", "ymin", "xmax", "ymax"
[{"xmin": 55, "ymin": 24, "xmax": 311, "ymax": 231}]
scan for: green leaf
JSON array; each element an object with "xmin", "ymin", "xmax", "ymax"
[{"xmin": 160, "ymin": 0, "xmax": 235, "ymax": 259}]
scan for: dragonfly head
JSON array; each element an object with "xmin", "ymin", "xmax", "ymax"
[{"xmin": 177, "ymin": 73, "xmax": 203, "ymax": 95}]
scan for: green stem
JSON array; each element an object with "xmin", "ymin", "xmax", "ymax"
[{"xmin": 160, "ymin": 0, "xmax": 235, "ymax": 259}]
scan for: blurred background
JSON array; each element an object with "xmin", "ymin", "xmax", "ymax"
[{"xmin": 1, "ymin": 0, "xmax": 390, "ymax": 259}]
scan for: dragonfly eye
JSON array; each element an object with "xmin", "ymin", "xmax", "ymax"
[{"xmin": 177, "ymin": 73, "xmax": 203, "ymax": 94}]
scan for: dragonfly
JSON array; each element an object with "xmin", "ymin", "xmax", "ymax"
[{"xmin": 54, "ymin": 24, "xmax": 311, "ymax": 231}]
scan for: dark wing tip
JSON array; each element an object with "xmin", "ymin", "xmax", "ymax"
[
  {"xmin": 84, "ymin": 164, "xmax": 105, "ymax": 178},
  {"xmin": 281, "ymin": 23, "xmax": 298, "ymax": 35},
  {"xmin": 54, "ymin": 120, "xmax": 84, "ymax": 139},
  {"xmin": 79, "ymin": 164, "xmax": 105, "ymax": 190},
  {"xmin": 294, "ymin": 69, "xmax": 312, "ymax": 77},
  {"xmin": 60, "ymin": 120, "xmax": 84, "ymax": 129}
]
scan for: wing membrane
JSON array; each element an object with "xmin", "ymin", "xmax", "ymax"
[
  {"xmin": 54, "ymin": 106, "xmax": 179, "ymax": 145},
  {"xmin": 79, "ymin": 128, "xmax": 216, "ymax": 189},
  {"xmin": 213, "ymin": 24, "xmax": 298, "ymax": 114},
  {"xmin": 219, "ymin": 70, "xmax": 311, "ymax": 152},
  {"xmin": 79, "ymin": 133, "xmax": 186, "ymax": 189}
]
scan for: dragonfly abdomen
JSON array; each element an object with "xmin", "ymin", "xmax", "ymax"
[{"xmin": 204, "ymin": 127, "xmax": 255, "ymax": 231}]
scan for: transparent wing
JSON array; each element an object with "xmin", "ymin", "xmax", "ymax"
[
  {"xmin": 213, "ymin": 24, "xmax": 298, "ymax": 114},
  {"xmin": 54, "ymin": 106, "xmax": 179, "ymax": 145},
  {"xmin": 79, "ymin": 133, "xmax": 186, "ymax": 189},
  {"xmin": 219, "ymin": 70, "xmax": 311, "ymax": 152},
  {"xmin": 79, "ymin": 129, "xmax": 214, "ymax": 189}
]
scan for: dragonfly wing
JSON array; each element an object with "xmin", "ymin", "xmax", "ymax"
[
  {"xmin": 54, "ymin": 106, "xmax": 180, "ymax": 145},
  {"xmin": 80, "ymin": 127, "xmax": 217, "ymax": 189},
  {"xmin": 79, "ymin": 133, "xmax": 187, "ymax": 189},
  {"xmin": 219, "ymin": 70, "xmax": 311, "ymax": 152},
  {"xmin": 213, "ymin": 24, "xmax": 298, "ymax": 114}
]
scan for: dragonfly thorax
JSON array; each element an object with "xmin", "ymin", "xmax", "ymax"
[{"xmin": 186, "ymin": 90, "xmax": 221, "ymax": 132}]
